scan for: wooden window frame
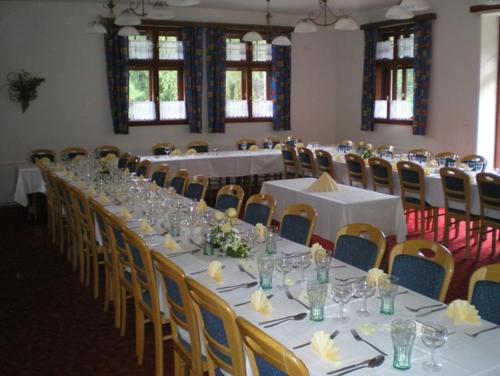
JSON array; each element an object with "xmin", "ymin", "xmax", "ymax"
[
  {"xmin": 225, "ymin": 32, "xmax": 273, "ymax": 123},
  {"xmin": 374, "ymin": 25, "xmax": 415, "ymax": 126},
  {"xmin": 128, "ymin": 27, "xmax": 187, "ymax": 126}
]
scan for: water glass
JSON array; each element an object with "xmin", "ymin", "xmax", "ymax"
[
  {"xmin": 275, "ymin": 255, "xmax": 293, "ymax": 288},
  {"xmin": 203, "ymin": 231, "xmax": 214, "ymax": 256},
  {"xmin": 331, "ymin": 282, "xmax": 353, "ymax": 322},
  {"xmin": 306, "ymin": 280, "xmax": 327, "ymax": 321},
  {"xmin": 241, "ymin": 142, "xmax": 247, "ymax": 151},
  {"xmin": 265, "ymin": 225, "xmax": 278, "ymax": 255},
  {"xmin": 170, "ymin": 212, "xmax": 181, "ymax": 237},
  {"xmin": 314, "ymin": 250, "xmax": 331, "ymax": 283},
  {"xmin": 257, "ymin": 254, "xmax": 275, "ymax": 290},
  {"xmin": 391, "ymin": 319, "xmax": 416, "ymax": 370},
  {"xmin": 294, "ymin": 251, "xmax": 311, "ymax": 284},
  {"xmin": 421, "ymin": 322, "xmax": 448, "ymax": 372},
  {"xmin": 379, "ymin": 275, "xmax": 399, "ymax": 315},
  {"xmin": 354, "ymin": 277, "xmax": 376, "ymax": 316}
]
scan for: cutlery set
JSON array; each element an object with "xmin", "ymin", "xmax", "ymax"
[
  {"xmin": 292, "ymin": 330, "xmax": 340, "ymax": 350},
  {"xmin": 285, "ymin": 289, "xmax": 310, "ymax": 310},
  {"xmin": 258, "ymin": 312, "xmax": 308, "ymax": 328},
  {"xmin": 216, "ymin": 281, "xmax": 258, "ymax": 293},
  {"xmin": 465, "ymin": 325, "xmax": 500, "ymax": 338},
  {"xmin": 234, "ymin": 294, "xmax": 274, "ymax": 307},
  {"xmin": 190, "ymin": 265, "xmax": 226, "ymax": 276}
]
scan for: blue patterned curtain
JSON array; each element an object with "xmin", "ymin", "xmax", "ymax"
[
  {"xmin": 181, "ymin": 27, "xmax": 204, "ymax": 133},
  {"xmin": 413, "ymin": 20, "xmax": 432, "ymax": 136},
  {"xmin": 105, "ymin": 26, "xmax": 129, "ymax": 135},
  {"xmin": 361, "ymin": 29, "xmax": 377, "ymax": 132},
  {"xmin": 271, "ymin": 34, "xmax": 291, "ymax": 131},
  {"xmin": 206, "ymin": 28, "xmax": 226, "ymax": 133}
]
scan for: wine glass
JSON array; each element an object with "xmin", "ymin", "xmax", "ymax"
[
  {"xmin": 294, "ymin": 252, "xmax": 311, "ymax": 285},
  {"xmin": 331, "ymin": 282, "xmax": 353, "ymax": 323},
  {"xmin": 421, "ymin": 322, "xmax": 448, "ymax": 372},
  {"xmin": 275, "ymin": 255, "xmax": 293, "ymax": 288},
  {"xmin": 354, "ymin": 277, "xmax": 376, "ymax": 316}
]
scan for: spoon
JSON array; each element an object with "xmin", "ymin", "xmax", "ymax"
[
  {"xmin": 263, "ymin": 312, "xmax": 307, "ymax": 328},
  {"xmin": 328, "ymin": 355, "xmax": 385, "ymax": 375}
]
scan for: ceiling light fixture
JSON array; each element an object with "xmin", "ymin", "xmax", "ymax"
[
  {"xmin": 385, "ymin": 0, "xmax": 430, "ymax": 20},
  {"xmin": 294, "ymin": 0, "xmax": 360, "ymax": 33},
  {"xmin": 242, "ymin": 0, "xmax": 291, "ymax": 46}
]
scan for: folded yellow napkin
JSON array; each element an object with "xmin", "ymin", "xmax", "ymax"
[
  {"xmin": 221, "ymin": 223, "xmax": 232, "ymax": 234},
  {"xmin": 310, "ymin": 243, "xmax": 325, "ymax": 258},
  {"xmin": 196, "ymin": 199, "xmax": 208, "ymax": 213},
  {"xmin": 98, "ymin": 192, "xmax": 110, "ymax": 205},
  {"xmin": 124, "ymin": 168, "xmax": 131, "ymax": 176},
  {"xmin": 334, "ymin": 154, "xmax": 343, "ymax": 162},
  {"xmin": 367, "ymin": 268, "xmax": 387, "ymax": 286},
  {"xmin": 150, "ymin": 181, "xmax": 158, "ymax": 192},
  {"xmin": 39, "ymin": 157, "xmax": 51, "ymax": 166},
  {"xmin": 296, "ymin": 143, "xmax": 304, "ymax": 148},
  {"xmin": 424, "ymin": 167, "xmax": 432, "ymax": 176},
  {"xmin": 171, "ymin": 149, "xmax": 182, "ymax": 156},
  {"xmin": 163, "ymin": 234, "xmax": 180, "ymax": 251},
  {"xmin": 214, "ymin": 211, "xmax": 225, "ymax": 221},
  {"xmin": 87, "ymin": 186, "xmax": 97, "ymax": 196},
  {"xmin": 139, "ymin": 219, "xmax": 154, "ymax": 235},
  {"xmin": 119, "ymin": 207, "xmax": 133, "ymax": 221},
  {"xmin": 226, "ymin": 208, "xmax": 237, "ymax": 219},
  {"xmin": 305, "ymin": 173, "xmax": 339, "ymax": 192},
  {"xmin": 273, "ymin": 144, "xmax": 282, "ymax": 150},
  {"xmin": 311, "ymin": 331, "xmax": 341, "ymax": 362},
  {"xmin": 186, "ymin": 148, "xmax": 197, "ymax": 156},
  {"xmin": 255, "ymin": 223, "xmax": 267, "ymax": 242},
  {"xmin": 76, "ymin": 180, "xmax": 86, "ymax": 190},
  {"xmin": 55, "ymin": 163, "xmax": 65, "ymax": 172},
  {"xmin": 249, "ymin": 145, "xmax": 259, "ymax": 151},
  {"xmin": 105, "ymin": 153, "xmax": 117, "ymax": 161},
  {"xmin": 445, "ymin": 299, "xmax": 481, "ymax": 325},
  {"xmin": 208, "ymin": 261, "xmax": 224, "ymax": 284},
  {"xmin": 250, "ymin": 290, "xmax": 273, "ymax": 316},
  {"xmin": 359, "ymin": 323, "xmax": 376, "ymax": 336}
]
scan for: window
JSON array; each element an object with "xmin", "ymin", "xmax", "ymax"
[
  {"xmin": 374, "ymin": 26, "xmax": 414, "ymax": 124},
  {"xmin": 128, "ymin": 28, "xmax": 186, "ymax": 125},
  {"xmin": 225, "ymin": 35, "xmax": 273, "ymax": 121}
]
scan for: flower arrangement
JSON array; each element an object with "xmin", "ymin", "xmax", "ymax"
[
  {"xmin": 7, "ymin": 70, "xmax": 45, "ymax": 112},
  {"xmin": 222, "ymin": 230, "xmax": 251, "ymax": 258},
  {"xmin": 207, "ymin": 215, "xmax": 250, "ymax": 258},
  {"xmin": 98, "ymin": 158, "xmax": 110, "ymax": 175},
  {"xmin": 355, "ymin": 141, "xmax": 374, "ymax": 159}
]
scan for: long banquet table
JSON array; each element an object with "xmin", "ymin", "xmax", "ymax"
[
  {"xmin": 55, "ymin": 169, "xmax": 500, "ymax": 375},
  {"xmin": 261, "ymin": 178, "xmax": 408, "ymax": 242}
]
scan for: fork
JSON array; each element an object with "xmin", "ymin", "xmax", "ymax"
[
  {"xmin": 415, "ymin": 306, "xmax": 447, "ymax": 317},
  {"xmin": 465, "ymin": 325, "xmax": 500, "ymax": 338},
  {"xmin": 350, "ymin": 329, "xmax": 387, "ymax": 356},
  {"xmin": 285, "ymin": 289, "xmax": 310, "ymax": 310},
  {"xmin": 238, "ymin": 264, "xmax": 255, "ymax": 279},
  {"xmin": 405, "ymin": 303, "xmax": 443, "ymax": 313},
  {"xmin": 293, "ymin": 330, "xmax": 340, "ymax": 350}
]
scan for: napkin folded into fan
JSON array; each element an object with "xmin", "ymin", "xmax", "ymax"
[
  {"xmin": 273, "ymin": 144, "xmax": 283, "ymax": 151},
  {"xmin": 119, "ymin": 207, "xmax": 133, "ymax": 221},
  {"xmin": 311, "ymin": 331, "xmax": 341, "ymax": 362},
  {"xmin": 150, "ymin": 181, "xmax": 159, "ymax": 192},
  {"xmin": 249, "ymin": 145, "xmax": 259, "ymax": 151},
  {"xmin": 163, "ymin": 234, "xmax": 180, "ymax": 251},
  {"xmin": 38, "ymin": 157, "xmax": 51, "ymax": 166},
  {"xmin": 445, "ymin": 299, "xmax": 481, "ymax": 325},
  {"xmin": 305, "ymin": 173, "xmax": 339, "ymax": 192},
  {"xmin": 171, "ymin": 149, "xmax": 182, "ymax": 157},
  {"xmin": 186, "ymin": 148, "xmax": 197, "ymax": 156},
  {"xmin": 255, "ymin": 223, "xmax": 267, "ymax": 242},
  {"xmin": 139, "ymin": 218, "xmax": 154, "ymax": 235},
  {"xmin": 87, "ymin": 186, "xmax": 97, "ymax": 196},
  {"xmin": 367, "ymin": 268, "xmax": 387, "ymax": 286},
  {"xmin": 310, "ymin": 243, "xmax": 326, "ymax": 258},
  {"xmin": 98, "ymin": 192, "xmax": 111, "ymax": 205},
  {"xmin": 105, "ymin": 153, "xmax": 117, "ymax": 161},
  {"xmin": 250, "ymin": 290, "xmax": 273, "ymax": 316},
  {"xmin": 208, "ymin": 261, "xmax": 224, "ymax": 284},
  {"xmin": 196, "ymin": 199, "xmax": 208, "ymax": 213}
]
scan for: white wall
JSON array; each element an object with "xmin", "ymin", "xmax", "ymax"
[{"xmin": 0, "ymin": 1, "xmax": 338, "ymax": 204}]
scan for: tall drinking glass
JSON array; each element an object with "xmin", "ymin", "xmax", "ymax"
[
  {"xmin": 306, "ymin": 280, "xmax": 327, "ymax": 321},
  {"xmin": 314, "ymin": 250, "xmax": 331, "ymax": 283},
  {"xmin": 391, "ymin": 319, "xmax": 416, "ymax": 370},
  {"xmin": 257, "ymin": 254, "xmax": 275, "ymax": 290},
  {"xmin": 379, "ymin": 275, "xmax": 399, "ymax": 315},
  {"xmin": 265, "ymin": 225, "xmax": 278, "ymax": 255}
]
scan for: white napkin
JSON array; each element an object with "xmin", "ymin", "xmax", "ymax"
[
  {"xmin": 163, "ymin": 234, "xmax": 180, "ymax": 251},
  {"xmin": 208, "ymin": 261, "xmax": 224, "ymax": 284},
  {"xmin": 250, "ymin": 290, "xmax": 273, "ymax": 316},
  {"xmin": 171, "ymin": 149, "xmax": 182, "ymax": 156},
  {"xmin": 367, "ymin": 268, "xmax": 387, "ymax": 286},
  {"xmin": 139, "ymin": 218, "xmax": 154, "ymax": 235},
  {"xmin": 273, "ymin": 144, "xmax": 282, "ymax": 150},
  {"xmin": 119, "ymin": 207, "xmax": 133, "ymax": 221},
  {"xmin": 196, "ymin": 199, "xmax": 208, "ymax": 213},
  {"xmin": 249, "ymin": 145, "xmax": 259, "ymax": 151},
  {"xmin": 186, "ymin": 148, "xmax": 197, "ymax": 155},
  {"xmin": 311, "ymin": 331, "xmax": 341, "ymax": 362},
  {"xmin": 305, "ymin": 173, "xmax": 339, "ymax": 192},
  {"xmin": 255, "ymin": 223, "xmax": 267, "ymax": 242},
  {"xmin": 445, "ymin": 299, "xmax": 481, "ymax": 325},
  {"xmin": 310, "ymin": 243, "xmax": 325, "ymax": 258},
  {"xmin": 98, "ymin": 192, "xmax": 110, "ymax": 205}
]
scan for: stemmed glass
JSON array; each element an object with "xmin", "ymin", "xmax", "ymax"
[
  {"xmin": 275, "ymin": 255, "xmax": 293, "ymax": 288},
  {"xmin": 294, "ymin": 252, "xmax": 311, "ymax": 284},
  {"xmin": 331, "ymin": 282, "xmax": 353, "ymax": 323},
  {"xmin": 421, "ymin": 322, "xmax": 448, "ymax": 372},
  {"xmin": 354, "ymin": 277, "xmax": 376, "ymax": 316}
]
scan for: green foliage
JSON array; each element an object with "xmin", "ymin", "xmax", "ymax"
[
  {"xmin": 159, "ymin": 71, "xmax": 178, "ymax": 101},
  {"xmin": 129, "ymin": 70, "xmax": 149, "ymax": 101},
  {"xmin": 226, "ymin": 71, "xmax": 242, "ymax": 100},
  {"xmin": 7, "ymin": 70, "xmax": 45, "ymax": 112}
]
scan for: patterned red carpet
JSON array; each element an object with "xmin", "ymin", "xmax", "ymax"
[{"xmin": 0, "ymin": 206, "xmax": 497, "ymax": 375}]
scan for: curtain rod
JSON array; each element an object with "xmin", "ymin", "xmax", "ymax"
[
  {"xmin": 361, "ymin": 13, "xmax": 437, "ymax": 30},
  {"xmin": 470, "ymin": 5, "xmax": 500, "ymax": 13}
]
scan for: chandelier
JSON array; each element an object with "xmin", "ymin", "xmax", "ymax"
[
  {"xmin": 86, "ymin": 0, "xmax": 200, "ymax": 36},
  {"xmin": 385, "ymin": 0, "xmax": 430, "ymax": 20},
  {"xmin": 242, "ymin": 0, "xmax": 292, "ymax": 46},
  {"xmin": 294, "ymin": 0, "xmax": 360, "ymax": 33}
]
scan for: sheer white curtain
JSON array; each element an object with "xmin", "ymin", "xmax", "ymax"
[
  {"xmin": 159, "ymin": 40, "xmax": 183, "ymax": 60},
  {"xmin": 226, "ymin": 100, "xmax": 248, "ymax": 118},
  {"xmin": 226, "ymin": 42, "xmax": 246, "ymax": 61},
  {"xmin": 390, "ymin": 100, "xmax": 413, "ymax": 120},
  {"xmin": 398, "ymin": 36, "xmax": 414, "ymax": 58},
  {"xmin": 376, "ymin": 41, "xmax": 393, "ymax": 60},
  {"xmin": 160, "ymin": 101, "xmax": 186, "ymax": 120},
  {"xmin": 129, "ymin": 40, "xmax": 153, "ymax": 59},
  {"xmin": 252, "ymin": 100, "xmax": 273, "ymax": 118},
  {"xmin": 374, "ymin": 100, "xmax": 388, "ymax": 119},
  {"xmin": 129, "ymin": 101, "xmax": 156, "ymax": 121}
]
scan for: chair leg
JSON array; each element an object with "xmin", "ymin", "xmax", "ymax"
[
  {"xmin": 465, "ymin": 220, "xmax": 471, "ymax": 259},
  {"xmin": 432, "ymin": 209, "xmax": 438, "ymax": 241},
  {"xmin": 114, "ymin": 278, "xmax": 121, "ymax": 329},
  {"xmin": 154, "ymin": 321, "xmax": 164, "ymax": 376},
  {"xmin": 173, "ymin": 351, "xmax": 185, "ymax": 376},
  {"xmin": 475, "ymin": 224, "xmax": 484, "ymax": 262},
  {"xmin": 120, "ymin": 287, "xmax": 127, "ymax": 337},
  {"xmin": 420, "ymin": 209, "xmax": 425, "ymax": 238},
  {"xmin": 92, "ymin": 255, "xmax": 99, "ymax": 299},
  {"xmin": 443, "ymin": 215, "xmax": 450, "ymax": 246},
  {"xmin": 136, "ymin": 309, "xmax": 145, "ymax": 365},
  {"xmin": 104, "ymin": 268, "xmax": 110, "ymax": 312}
]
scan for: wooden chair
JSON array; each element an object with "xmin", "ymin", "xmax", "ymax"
[
  {"xmin": 407, "ymin": 148, "xmax": 431, "ymax": 164},
  {"xmin": 95, "ymin": 145, "xmax": 120, "ymax": 158},
  {"xmin": 236, "ymin": 317, "xmax": 309, "ymax": 376},
  {"xmin": 397, "ymin": 161, "xmax": 438, "ymax": 239},
  {"xmin": 334, "ymin": 223, "xmax": 386, "ymax": 271},
  {"xmin": 187, "ymin": 141, "xmax": 209, "ymax": 153},
  {"xmin": 369, "ymin": 156, "xmax": 394, "ymax": 194},
  {"xmin": 215, "ymin": 185, "xmax": 245, "ymax": 216},
  {"xmin": 185, "ymin": 277, "xmax": 246, "ymax": 376},
  {"xmin": 151, "ymin": 252, "xmax": 208, "ymax": 376},
  {"xmin": 60, "ymin": 147, "xmax": 88, "ymax": 161},
  {"xmin": 435, "ymin": 152, "xmax": 459, "ymax": 167},
  {"xmin": 389, "ymin": 239, "xmax": 454, "ymax": 302},
  {"xmin": 314, "ymin": 149, "xmax": 335, "ymax": 178},
  {"xmin": 126, "ymin": 155, "xmax": 140, "ymax": 173},
  {"xmin": 281, "ymin": 145, "xmax": 301, "ymax": 178},
  {"xmin": 236, "ymin": 139, "xmax": 257, "ymax": 150},
  {"xmin": 184, "ymin": 175, "xmax": 209, "ymax": 201},
  {"xmin": 468, "ymin": 263, "xmax": 500, "ymax": 325},
  {"xmin": 475, "ymin": 173, "xmax": 500, "ymax": 260},
  {"xmin": 118, "ymin": 152, "xmax": 131, "ymax": 170},
  {"xmin": 280, "ymin": 204, "xmax": 317, "ymax": 246},
  {"xmin": 337, "ymin": 140, "xmax": 354, "ymax": 153},
  {"xmin": 461, "ymin": 154, "xmax": 487, "ymax": 172},
  {"xmin": 345, "ymin": 153, "xmax": 368, "ymax": 189},
  {"xmin": 37, "ymin": 164, "xmax": 57, "ymax": 244},
  {"xmin": 30, "ymin": 148, "xmax": 56, "ymax": 163},
  {"xmin": 152, "ymin": 142, "xmax": 176, "ymax": 155},
  {"xmin": 297, "ymin": 147, "xmax": 316, "ymax": 177},
  {"xmin": 170, "ymin": 169, "xmax": 189, "ymax": 195},
  {"xmin": 121, "ymin": 226, "xmax": 171, "ymax": 375},
  {"xmin": 244, "ymin": 193, "xmax": 276, "ymax": 226},
  {"xmin": 440, "ymin": 167, "xmax": 480, "ymax": 258},
  {"xmin": 285, "ymin": 136, "xmax": 302, "ymax": 146},
  {"xmin": 376, "ymin": 144, "xmax": 394, "ymax": 158},
  {"xmin": 135, "ymin": 159, "xmax": 151, "ymax": 178},
  {"xmin": 52, "ymin": 175, "xmax": 73, "ymax": 256},
  {"xmin": 151, "ymin": 164, "xmax": 170, "ymax": 188}
]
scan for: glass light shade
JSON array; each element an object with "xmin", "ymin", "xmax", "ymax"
[
  {"xmin": 165, "ymin": 0, "xmax": 200, "ymax": 6},
  {"xmin": 385, "ymin": 5, "xmax": 414, "ymax": 20},
  {"xmin": 118, "ymin": 26, "xmax": 140, "ymax": 36},
  {"xmin": 147, "ymin": 2, "xmax": 174, "ymax": 19},
  {"xmin": 400, "ymin": 0, "xmax": 430, "ymax": 11},
  {"xmin": 86, "ymin": 20, "xmax": 107, "ymax": 34},
  {"xmin": 334, "ymin": 16, "xmax": 360, "ymax": 31},
  {"xmin": 115, "ymin": 9, "xmax": 141, "ymax": 26},
  {"xmin": 272, "ymin": 35, "xmax": 291, "ymax": 46},
  {"xmin": 294, "ymin": 19, "xmax": 318, "ymax": 33},
  {"xmin": 242, "ymin": 31, "xmax": 263, "ymax": 42}
]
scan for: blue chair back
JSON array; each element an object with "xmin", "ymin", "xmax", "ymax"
[
  {"xmin": 244, "ymin": 203, "xmax": 271, "ymax": 226},
  {"xmin": 471, "ymin": 281, "xmax": 500, "ymax": 325},
  {"xmin": 185, "ymin": 183, "xmax": 204, "ymax": 201},
  {"xmin": 334, "ymin": 235, "xmax": 378, "ymax": 271},
  {"xmin": 151, "ymin": 171, "xmax": 167, "ymax": 187},
  {"xmin": 216, "ymin": 194, "xmax": 239, "ymax": 212},
  {"xmin": 171, "ymin": 176, "xmax": 187, "ymax": 195},
  {"xmin": 280, "ymin": 214, "xmax": 311, "ymax": 245}
]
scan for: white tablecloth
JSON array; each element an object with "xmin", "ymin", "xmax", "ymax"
[
  {"xmin": 14, "ymin": 166, "xmax": 45, "ymax": 207},
  {"xmin": 142, "ymin": 150, "xmax": 283, "ymax": 178},
  {"xmin": 261, "ymin": 178, "xmax": 408, "ymax": 242}
]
